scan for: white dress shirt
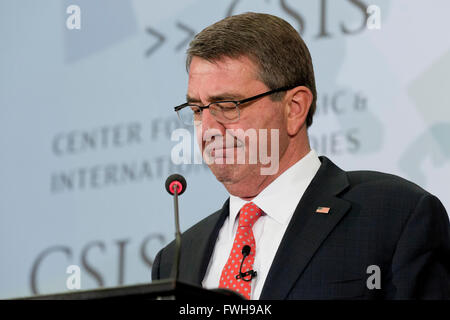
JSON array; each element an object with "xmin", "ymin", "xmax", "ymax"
[{"xmin": 202, "ymin": 149, "xmax": 321, "ymax": 299}]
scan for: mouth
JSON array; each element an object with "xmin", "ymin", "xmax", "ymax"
[
  {"xmin": 203, "ymin": 134, "xmax": 245, "ymax": 159},
  {"xmin": 209, "ymin": 146, "xmax": 242, "ymax": 158}
]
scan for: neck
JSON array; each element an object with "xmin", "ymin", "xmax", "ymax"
[{"xmin": 225, "ymin": 140, "xmax": 311, "ymax": 200}]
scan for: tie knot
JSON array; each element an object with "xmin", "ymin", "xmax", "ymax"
[{"xmin": 238, "ymin": 202, "xmax": 262, "ymax": 228}]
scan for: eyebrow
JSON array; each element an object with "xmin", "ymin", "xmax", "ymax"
[{"xmin": 186, "ymin": 92, "xmax": 246, "ymax": 104}]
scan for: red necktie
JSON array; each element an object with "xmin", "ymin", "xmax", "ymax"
[{"xmin": 219, "ymin": 202, "xmax": 262, "ymax": 299}]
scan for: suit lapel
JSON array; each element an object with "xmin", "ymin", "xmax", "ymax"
[
  {"xmin": 260, "ymin": 156, "xmax": 351, "ymax": 300},
  {"xmin": 180, "ymin": 199, "xmax": 230, "ymax": 285}
]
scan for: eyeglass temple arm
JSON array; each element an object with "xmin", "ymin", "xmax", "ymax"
[{"xmin": 237, "ymin": 84, "xmax": 298, "ymax": 105}]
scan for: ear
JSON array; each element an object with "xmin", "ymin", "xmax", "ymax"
[{"xmin": 284, "ymin": 86, "xmax": 313, "ymax": 136}]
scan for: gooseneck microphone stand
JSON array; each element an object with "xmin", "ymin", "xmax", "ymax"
[
  {"xmin": 171, "ymin": 183, "xmax": 182, "ymax": 280},
  {"xmin": 165, "ymin": 173, "xmax": 187, "ymax": 282}
]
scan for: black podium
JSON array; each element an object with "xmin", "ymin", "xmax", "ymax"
[{"xmin": 22, "ymin": 280, "xmax": 243, "ymax": 300}]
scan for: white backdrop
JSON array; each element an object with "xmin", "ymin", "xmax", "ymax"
[{"xmin": 1, "ymin": 0, "xmax": 449, "ymax": 298}]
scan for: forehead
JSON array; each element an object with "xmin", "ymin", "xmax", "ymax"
[
  {"xmin": 187, "ymin": 56, "xmax": 264, "ymax": 100},
  {"xmin": 189, "ymin": 55, "xmax": 258, "ymax": 76}
]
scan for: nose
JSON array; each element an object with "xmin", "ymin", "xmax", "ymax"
[{"xmin": 200, "ymin": 109, "xmax": 226, "ymax": 140}]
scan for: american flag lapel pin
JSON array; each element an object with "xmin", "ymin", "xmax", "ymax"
[{"xmin": 316, "ymin": 206, "xmax": 330, "ymax": 214}]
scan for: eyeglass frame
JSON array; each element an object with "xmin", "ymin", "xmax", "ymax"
[{"xmin": 174, "ymin": 84, "xmax": 300, "ymax": 124}]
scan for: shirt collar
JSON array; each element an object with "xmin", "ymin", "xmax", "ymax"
[{"xmin": 228, "ymin": 149, "xmax": 321, "ymax": 237}]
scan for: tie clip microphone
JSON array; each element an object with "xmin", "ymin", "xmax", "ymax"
[{"xmin": 235, "ymin": 245, "xmax": 257, "ymax": 282}]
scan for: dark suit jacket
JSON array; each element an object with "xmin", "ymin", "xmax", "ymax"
[{"xmin": 152, "ymin": 156, "xmax": 450, "ymax": 299}]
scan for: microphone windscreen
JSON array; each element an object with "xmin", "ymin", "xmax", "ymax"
[
  {"xmin": 165, "ymin": 174, "xmax": 187, "ymax": 195},
  {"xmin": 241, "ymin": 245, "xmax": 251, "ymax": 257}
]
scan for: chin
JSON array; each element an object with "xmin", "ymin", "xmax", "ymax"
[
  {"xmin": 209, "ymin": 162, "xmax": 258, "ymax": 186},
  {"xmin": 209, "ymin": 163, "xmax": 239, "ymax": 184}
]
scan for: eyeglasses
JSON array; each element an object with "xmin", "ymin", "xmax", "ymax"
[{"xmin": 174, "ymin": 85, "xmax": 298, "ymax": 126}]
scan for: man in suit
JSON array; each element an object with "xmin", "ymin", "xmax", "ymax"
[{"xmin": 152, "ymin": 12, "xmax": 450, "ymax": 299}]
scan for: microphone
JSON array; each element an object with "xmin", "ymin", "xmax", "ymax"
[
  {"xmin": 165, "ymin": 173, "xmax": 187, "ymax": 196},
  {"xmin": 165, "ymin": 174, "xmax": 187, "ymax": 281},
  {"xmin": 235, "ymin": 245, "xmax": 257, "ymax": 281}
]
